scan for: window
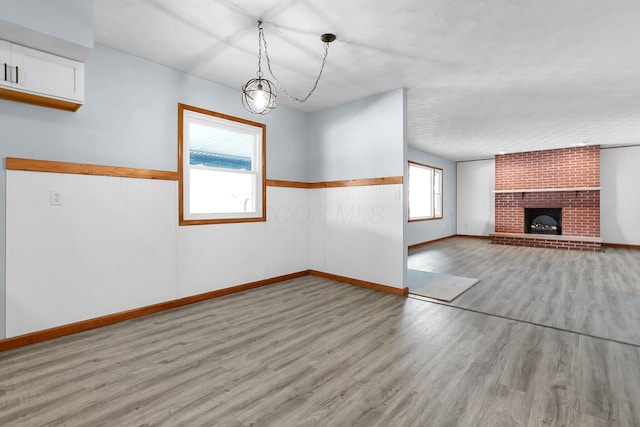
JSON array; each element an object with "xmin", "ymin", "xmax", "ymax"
[
  {"xmin": 408, "ymin": 161, "xmax": 443, "ymax": 221},
  {"xmin": 179, "ymin": 104, "xmax": 266, "ymax": 225}
]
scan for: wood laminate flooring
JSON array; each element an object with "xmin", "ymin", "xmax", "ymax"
[
  {"xmin": 408, "ymin": 237, "xmax": 640, "ymax": 346},
  {"xmin": 1, "ymin": 275, "xmax": 639, "ymax": 426}
]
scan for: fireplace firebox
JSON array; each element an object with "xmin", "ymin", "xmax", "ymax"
[{"xmin": 525, "ymin": 208, "xmax": 562, "ymax": 235}]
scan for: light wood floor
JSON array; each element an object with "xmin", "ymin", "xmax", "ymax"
[
  {"xmin": 409, "ymin": 237, "xmax": 640, "ymax": 346},
  {"xmin": 1, "ymin": 274, "xmax": 639, "ymax": 425}
]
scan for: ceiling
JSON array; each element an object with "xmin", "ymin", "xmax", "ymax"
[{"xmin": 93, "ymin": 0, "xmax": 640, "ymax": 161}]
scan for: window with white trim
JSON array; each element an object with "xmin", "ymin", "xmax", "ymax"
[
  {"xmin": 179, "ymin": 104, "xmax": 266, "ymax": 225},
  {"xmin": 408, "ymin": 161, "xmax": 443, "ymax": 221}
]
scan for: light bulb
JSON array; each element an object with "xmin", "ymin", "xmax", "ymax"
[
  {"xmin": 242, "ymin": 78, "xmax": 275, "ymax": 114},
  {"xmin": 253, "ymin": 83, "xmax": 267, "ymax": 110}
]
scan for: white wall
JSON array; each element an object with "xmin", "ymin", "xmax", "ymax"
[
  {"xmin": 5, "ymin": 172, "xmax": 310, "ymax": 337},
  {"xmin": 601, "ymin": 146, "xmax": 640, "ymax": 245},
  {"xmin": 457, "ymin": 159, "xmax": 495, "ymax": 236},
  {"xmin": 405, "ymin": 147, "xmax": 457, "ymax": 246},
  {"xmin": 308, "ymin": 189, "xmax": 327, "ymax": 271},
  {"xmin": 6, "ymin": 171, "xmax": 177, "ymax": 337},
  {"xmin": 312, "ymin": 184, "xmax": 405, "ymax": 287}
]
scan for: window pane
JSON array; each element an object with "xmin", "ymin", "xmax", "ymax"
[
  {"xmin": 190, "ymin": 169, "xmax": 255, "ymax": 214},
  {"xmin": 189, "ymin": 123, "xmax": 253, "ymax": 170},
  {"xmin": 434, "ymin": 195, "xmax": 442, "ymax": 217},
  {"xmin": 409, "ymin": 165, "xmax": 433, "ymax": 219}
]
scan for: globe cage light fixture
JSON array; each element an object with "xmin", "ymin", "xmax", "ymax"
[
  {"xmin": 242, "ymin": 75, "xmax": 277, "ymax": 115},
  {"xmin": 241, "ymin": 20, "xmax": 336, "ymax": 115}
]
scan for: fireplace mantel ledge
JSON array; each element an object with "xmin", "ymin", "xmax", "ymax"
[
  {"xmin": 493, "ymin": 187, "xmax": 601, "ymax": 193},
  {"xmin": 489, "ymin": 232, "xmax": 603, "ymax": 243}
]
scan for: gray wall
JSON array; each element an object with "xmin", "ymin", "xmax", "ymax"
[
  {"xmin": 0, "ymin": 0, "xmax": 93, "ymax": 60},
  {"xmin": 0, "ymin": 44, "xmax": 310, "ymax": 339},
  {"xmin": 0, "ymin": 0, "xmax": 93, "ymax": 48},
  {"xmin": 308, "ymin": 89, "xmax": 405, "ymax": 182},
  {"xmin": 0, "ymin": 44, "xmax": 310, "ymax": 173},
  {"xmin": 405, "ymin": 147, "xmax": 457, "ymax": 246}
]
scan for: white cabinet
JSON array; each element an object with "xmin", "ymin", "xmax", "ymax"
[
  {"xmin": 0, "ymin": 40, "xmax": 84, "ymax": 111},
  {"xmin": 0, "ymin": 40, "xmax": 11, "ymax": 89}
]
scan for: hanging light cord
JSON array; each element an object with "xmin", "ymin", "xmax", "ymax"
[{"xmin": 258, "ymin": 21, "xmax": 332, "ymax": 103}]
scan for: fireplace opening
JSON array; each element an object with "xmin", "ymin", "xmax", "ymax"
[{"xmin": 525, "ymin": 208, "xmax": 562, "ymax": 235}]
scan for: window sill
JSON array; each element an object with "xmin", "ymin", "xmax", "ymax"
[{"xmin": 408, "ymin": 217, "xmax": 443, "ymax": 222}]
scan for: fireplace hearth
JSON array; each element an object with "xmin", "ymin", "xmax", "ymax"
[
  {"xmin": 492, "ymin": 146, "xmax": 600, "ymax": 250},
  {"xmin": 525, "ymin": 208, "xmax": 562, "ymax": 235}
]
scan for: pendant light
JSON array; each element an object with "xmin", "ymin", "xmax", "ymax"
[{"xmin": 241, "ymin": 20, "xmax": 336, "ymax": 115}]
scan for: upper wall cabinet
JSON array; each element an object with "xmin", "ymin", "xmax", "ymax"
[{"xmin": 0, "ymin": 39, "xmax": 84, "ymax": 112}]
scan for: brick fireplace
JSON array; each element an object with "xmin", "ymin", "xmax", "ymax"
[{"xmin": 490, "ymin": 146, "xmax": 602, "ymax": 251}]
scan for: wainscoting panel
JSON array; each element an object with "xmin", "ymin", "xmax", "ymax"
[
  {"xmin": 323, "ymin": 184, "xmax": 404, "ymax": 288},
  {"xmin": 265, "ymin": 187, "xmax": 309, "ymax": 278},
  {"xmin": 5, "ymin": 168, "xmax": 405, "ymax": 339},
  {"xmin": 176, "ymin": 187, "xmax": 310, "ymax": 298},
  {"xmin": 6, "ymin": 171, "xmax": 178, "ymax": 337},
  {"xmin": 307, "ymin": 188, "xmax": 327, "ymax": 272},
  {"xmin": 177, "ymin": 222, "xmax": 268, "ymax": 298}
]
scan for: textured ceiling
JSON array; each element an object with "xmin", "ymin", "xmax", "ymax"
[{"xmin": 93, "ymin": 0, "xmax": 640, "ymax": 161}]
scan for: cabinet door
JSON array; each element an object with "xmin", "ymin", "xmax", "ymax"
[
  {"xmin": 0, "ymin": 40, "xmax": 11, "ymax": 88},
  {"xmin": 11, "ymin": 44, "xmax": 84, "ymax": 102}
]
